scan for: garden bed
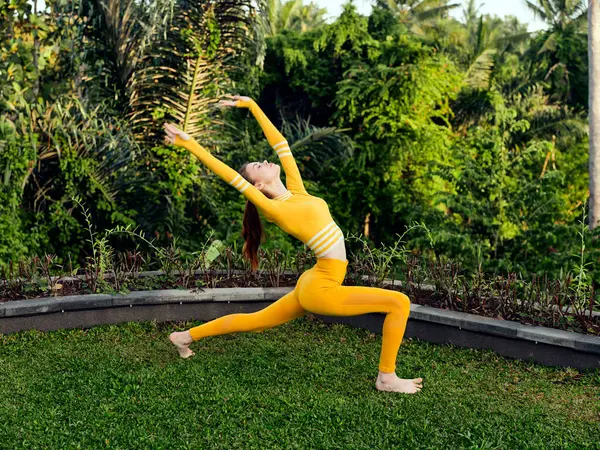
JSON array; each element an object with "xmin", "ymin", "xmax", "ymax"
[
  {"xmin": 2, "ymin": 268, "xmax": 599, "ymax": 336},
  {"xmin": 2, "ymin": 243, "xmax": 599, "ymax": 373},
  {"xmin": 1, "ymin": 285, "xmax": 599, "ymax": 370}
]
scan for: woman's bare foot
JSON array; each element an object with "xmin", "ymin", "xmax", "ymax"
[
  {"xmin": 376, "ymin": 371, "xmax": 423, "ymax": 394},
  {"xmin": 169, "ymin": 331, "xmax": 195, "ymax": 359}
]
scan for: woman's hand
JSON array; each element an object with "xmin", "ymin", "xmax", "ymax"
[
  {"xmin": 163, "ymin": 123, "xmax": 191, "ymax": 145},
  {"xmin": 217, "ymin": 95, "xmax": 253, "ymax": 108}
]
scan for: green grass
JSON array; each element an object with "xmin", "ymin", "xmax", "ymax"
[{"xmin": 1, "ymin": 318, "xmax": 599, "ymax": 450}]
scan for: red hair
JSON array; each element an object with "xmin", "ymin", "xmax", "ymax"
[{"xmin": 239, "ymin": 163, "xmax": 263, "ymax": 271}]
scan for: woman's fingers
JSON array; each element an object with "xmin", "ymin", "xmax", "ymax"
[
  {"xmin": 221, "ymin": 95, "xmax": 251, "ymax": 103},
  {"xmin": 165, "ymin": 123, "xmax": 180, "ymax": 134},
  {"xmin": 163, "ymin": 131, "xmax": 175, "ymax": 144},
  {"xmin": 217, "ymin": 100, "xmax": 237, "ymax": 107},
  {"xmin": 163, "ymin": 123, "xmax": 181, "ymax": 145}
]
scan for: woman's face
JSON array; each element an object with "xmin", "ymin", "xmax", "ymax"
[{"xmin": 246, "ymin": 160, "xmax": 281, "ymax": 186}]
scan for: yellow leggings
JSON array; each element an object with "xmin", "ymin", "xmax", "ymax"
[{"xmin": 189, "ymin": 258, "xmax": 411, "ymax": 373}]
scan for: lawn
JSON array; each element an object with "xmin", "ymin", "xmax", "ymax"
[{"xmin": 1, "ymin": 317, "xmax": 599, "ymax": 449}]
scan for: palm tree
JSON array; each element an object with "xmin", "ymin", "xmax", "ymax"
[
  {"xmin": 380, "ymin": 0, "xmax": 460, "ymax": 35},
  {"xmin": 524, "ymin": 0, "xmax": 588, "ymax": 105},
  {"xmin": 526, "ymin": 0, "xmax": 588, "ymax": 31},
  {"xmin": 80, "ymin": 0, "xmax": 267, "ymax": 142},
  {"xmin": 128, "ymin": 0, "xmax": 265, "ymax": 142},
  {"xmin": 267, "ymin": 0, "xmax": 300, "ymax": 35},
  {"xmin": 81, "ymin": 0, "xmax": 175, "ymax": 104},
  {"xmin": 590, "ymin": 0, "xmax": 600, "ymax": 229},
  {"xmin": 291, "ymin": 2, "xmax": 327, "ymax": 32},
  {"xmin": 430, "ymin": 1, "xmax": 523, "ymax": 90},
  {"xmin": 22, "ymin": 98, "xmax": 138, "ymax": 212},
  {"xmin": 277, "ymin": 116, "xmax": 354, "ymax": 178},
  {"xmin": 462, "ymin": 12, "xmax": 502, "ymax": 89},
  {"xmin": 267, "ymin": 0, "xmax": 327, "ymax": 35}
]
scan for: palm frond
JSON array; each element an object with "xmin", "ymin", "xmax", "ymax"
[
  {"xmin": 128, "ymin": 0, "xmax": 266, "ymax": 143},
  {"xmin": 23, "ymin": 97, "xmax": 139, "ymax": 211},
  {"xmin": 465, "ymin": 48, "xmax": 496, "ymax": 89},
  {"xmin": 525, "ymin": 0, "xmax": 550, "ymax": 22},
  {"xmin": 508, "ymin": 84, "xmax": 588, "ymax": 146},
  {"xmin": 571, "ymin": 5, "xmax": 589, "ymax": 28},
  {"xmin": 413, "ymin": 3, "xmax": 460, "ymax": 21},
  {"xmin": 82, "ymin": 0, "xmax": 175, "ymax": 97},
  {"xmin": 278, "ymin": 116, "xmax": 354, "ymax": 177},
  {"xmin": 538, "ymin": 31, "xmax": 558, "ymax": 53},
  {"xmin": 280, "ymin": 0, "xmax": 303, "ymax": 30},
  {"xmin": 497, "ymin": 31, "xmax": 533, "ymax": 47}
]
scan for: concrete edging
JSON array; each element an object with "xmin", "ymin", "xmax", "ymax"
[{"xmin": 1, "ymin": 287, "xmax": 598, "ymax": 370}]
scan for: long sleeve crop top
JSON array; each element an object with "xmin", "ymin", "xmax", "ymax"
[{"xmin": 173, "ymin": 99, "xmax": 343, "ymax": 258}]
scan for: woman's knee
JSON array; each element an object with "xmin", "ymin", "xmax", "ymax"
[{"xmin": 392, "ymin": 291, "xmax": 411, "ymax": 315}]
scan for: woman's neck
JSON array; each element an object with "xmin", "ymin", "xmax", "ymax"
[{"xmin": 262, "ymin": 179, "xmax": 288, "ymax": 199}]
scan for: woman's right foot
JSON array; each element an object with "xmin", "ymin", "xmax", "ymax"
[
  {"xmin": 375, "ymin": 372, "xmax": 423, "ymax": 394},
  {"xmin": 169, "ymin": 331, "xmax": 195, "ymax": 359}
]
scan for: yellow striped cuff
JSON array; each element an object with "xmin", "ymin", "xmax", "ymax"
[
  {"xmin": 229, "ymin": 174, "xmax": 251, "ymax": 193},
  {"xmin": 273, "ymin": 140, "xmax": 293, "ymax": 158}
]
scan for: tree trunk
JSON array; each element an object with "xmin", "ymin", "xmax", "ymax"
[
  {"xmin": 590, "ymin": 0, "xmax": 600, "ymax": 229},
  {"xmin": 32, "ymin": 0, "xmax": 40, "ymax": 99}
]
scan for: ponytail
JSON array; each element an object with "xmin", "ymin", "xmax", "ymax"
[{"xmin": 239, "ymin": 163, "xmax": 263, "ymax": 271}]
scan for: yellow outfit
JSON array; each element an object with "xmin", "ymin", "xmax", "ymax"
[
  {"xmin": 174, "ymin": 99, "xmax": 343, "ymax": 257},
  {"xmin": 174, "ymin": 100, "xmax": 410, "ymax": 373}
]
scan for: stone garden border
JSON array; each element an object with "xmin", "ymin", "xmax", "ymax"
[{"xmin": 1, "ymin": 286, "xmax": 598, "ymax": 371}]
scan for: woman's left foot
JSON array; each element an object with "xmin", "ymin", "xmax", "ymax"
[
  {"xmin": 169, "ymin": 331, "xmax": 195, "ymax": 359},
  {"xmin": 375, "ymin": 372, "xmax": 423, "ymax": 394}
]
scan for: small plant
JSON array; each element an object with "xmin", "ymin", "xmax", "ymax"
[
  {"xmin": 347, "ymin": 222, "xmax": 432, "ymax": 288},
  {"xmin": 220, "ymin": 240, "xmax": 258, "ymax": 287},
  {"xmin": 1, "ymin": 255, "xmax": 68, "ymax": 300},
  {"xmin": 73, "ymin": 196, "xmax": 114, "ymax": 293},
  {"xmin": 198, "ymin": 236, "xmax": 224, "ymax": 289},
  {"xmin": 105, "ymin": 225, "xmax": 224, "ymax": 289},
  {"xmin": 111, "ymin": 250, "xmax": 146, "ymax": 293},
  {"xmin": 569, "ymin": 209, "xmax": 596, "ymax": 317},
  {"xmin": 39, "ymin": 254, "xmax": 65, "ymax": 295},
  {"xmin": 260, "ymin": 248, "xmax": 287, "ymax": 287},
  {"xmin": 292, "ymin": 248, "xmax": 315, "ymax": 278}
]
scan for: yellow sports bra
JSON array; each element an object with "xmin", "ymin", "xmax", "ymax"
[{"xmin": 173, "ymin": 99, "xmax": 343, "ymax": 258}]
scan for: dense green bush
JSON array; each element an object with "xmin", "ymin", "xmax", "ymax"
[{"xmin": 1, "ymin": 0, "xmax": 597, "ymax": 284}]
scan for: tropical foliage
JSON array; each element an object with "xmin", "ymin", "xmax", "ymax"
[{"xmin": 1, "ymin": 0, "xmax": 597, "ymax": 287}]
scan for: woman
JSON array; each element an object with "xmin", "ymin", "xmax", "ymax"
[{"xmin": 165, "ymin": 96, "xmax": 422, "ymax": 394}]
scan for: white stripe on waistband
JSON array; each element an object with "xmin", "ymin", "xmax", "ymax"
[
  {"xmin": 312, "ymin": 228, "xmax": 343, "ymax": 254},
  {"xmin": 306, "ymin": 222, "xmax": 335, "ymax": 247},
  {"xmin": 315, "ymin": 234, "xmax": 345, "ymax": 258}
]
